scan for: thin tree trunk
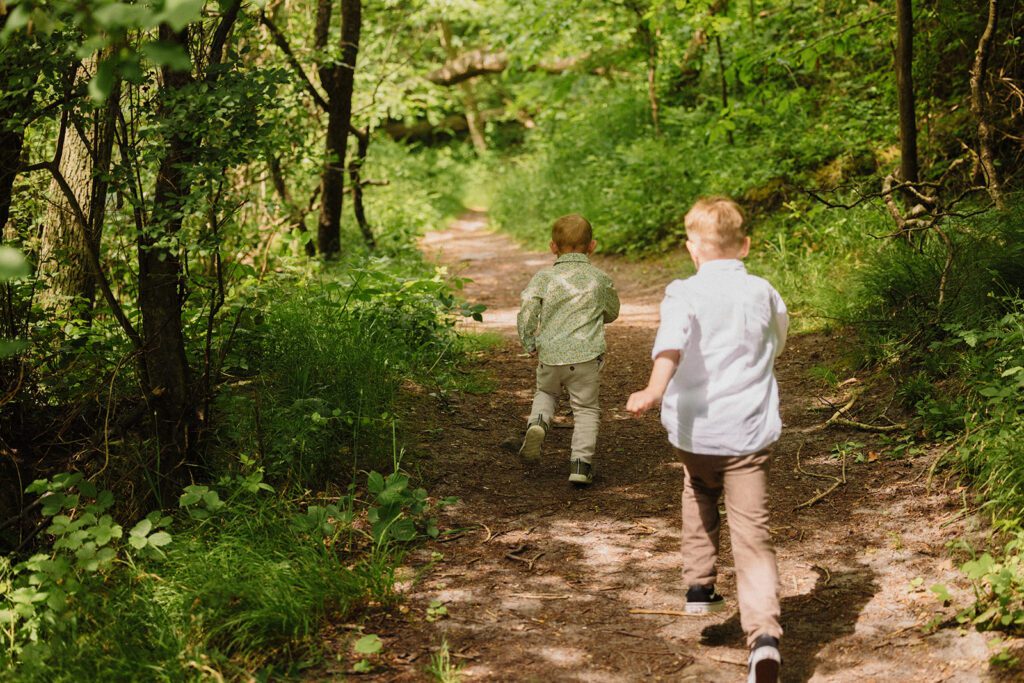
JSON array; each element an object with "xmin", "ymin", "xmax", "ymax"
[
  {"xmin": 895, "ymin": 0, "xmax": 919, "ymax": 185},
  {"xmin": 38, "ymin": 55, "xmax": 118, "ymax": 321},
  {"xmin": 348, "ymin": 126, "xmax": 375, "ymax": 249},
  {"xmin": 970, "ymin": 0, "xmax": 1003, "ymax": 208},
  {"xmin": 268, "ymin": 155, "xmax": 315, "ymax": 255},
  {"xmin": 439, "ymin": 20, "xmax": 487, "ymax": 153},
  {"xmin": 316, "ymin": 0, "xmax": 361, "ymax": 257},
  {"xmin": 140, "ymin": 25, "xmax": 197, "ymax": 496}
]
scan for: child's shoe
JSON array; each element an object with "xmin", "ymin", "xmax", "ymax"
[
  {"xmin": 747, "ymin": 634, "xmax": 781, "ymax": 683},
  {"xmin": 519, "ymin": 417, "xmax": 548, "ymax": 462},
  {"xmin": 684, "ymin": 584, "xmax": 725, "ymax": 614},
  {"xmin": 568, "ymin": 459, "xmax": 593, "ymax": 485}
]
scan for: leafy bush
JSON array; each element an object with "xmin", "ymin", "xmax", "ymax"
[
  {"xmin": 215, "ymin": 262, "xmax": 472, "ymax": 486},
  {"xmin": 957, "ymin": 521, "xmax": 1024, "ymax": 634},
  {"xmin": 2, "ymin": 458, "xmax": 451, "ymax": 680}
]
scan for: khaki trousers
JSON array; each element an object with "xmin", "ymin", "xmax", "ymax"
[
  {"xmin": 679, "ymin": 449, "xmax": 782, "ymax": 646},
  {"xmin": 528, "ymin": 358, "xmax": 602, "ymax": 463}
]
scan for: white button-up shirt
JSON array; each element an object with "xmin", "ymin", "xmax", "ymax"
[{"xmin": 651, "ymin": 259, "xmax": 788, "ymax": 455}]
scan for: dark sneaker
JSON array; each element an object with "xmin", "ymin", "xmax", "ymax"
[
  {"xmin": 684, "ymin": 585, "xmax": 725, "ymax": 614},
  {"xmin": 519, "ymin": 417, "xmax": 547, "ymax": 462},
  {"xmin": 568, "ymin": 459, "xmax": 593, "ymax": 485},
  {"xmin": 747, "ymin": 634, "xmax": 781, "ymax": 683}
]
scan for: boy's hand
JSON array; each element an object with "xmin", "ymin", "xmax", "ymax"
[{"xmin": 626, "ymin": 388, "xmax": 662, "ymax": 416}]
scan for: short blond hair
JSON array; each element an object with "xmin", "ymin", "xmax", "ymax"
[
  {"xmin": 684, "ymin": 197, "xmax": 747, "ymax": 253},
  {"xmin": 551, "ymin": 214, "xmax": 593, "ymax": 251}
]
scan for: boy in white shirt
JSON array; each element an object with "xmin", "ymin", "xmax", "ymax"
[{"xmin": 627, "ymin": 197, "xmax": 787, "ymax": 683}]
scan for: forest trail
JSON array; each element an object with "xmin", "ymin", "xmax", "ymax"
[{"xmin": 343, "ymin": 212, "xmax": 993, "ymax": 682}]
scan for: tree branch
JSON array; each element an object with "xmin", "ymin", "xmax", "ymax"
[{"xmin": 259, "ymin": 10, "xmax": 330, "ymax": 112}]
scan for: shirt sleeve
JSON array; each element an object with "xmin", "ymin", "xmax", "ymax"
[
  {"xmin": 602, "ymin": 278, "xmax": 620, "ymax": 324},
  {"xmin": 651, "ymin": 282, "xmax": 694, "ymax": 359},
  {"xmin": 770, "ymin": 287, "xmax": 789, "ymax": 357},
  {"xmin": 517, "ymin": 273, "xmax": 544, "ymax": 353}
]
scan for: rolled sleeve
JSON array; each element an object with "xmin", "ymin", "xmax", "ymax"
[{"xmin": 651, "ymin": 284, "xmax": 694, "ymax": 359}]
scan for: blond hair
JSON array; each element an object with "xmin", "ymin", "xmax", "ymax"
[
  {"xmin": 684, "ymin": 197, "xmax": 747, "ymax": 253},
  {"xmin": 551, "ymin": 214, "xmax": 593, "ymax": 251}
]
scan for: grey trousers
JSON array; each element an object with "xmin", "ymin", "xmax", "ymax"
[
  {"xmin": 678, "ymin": 449, "xmax": 782, "ymax": 647},
  {"xmin": 528, "ymin": 358, "xmax": 602, "ymax": 463}
]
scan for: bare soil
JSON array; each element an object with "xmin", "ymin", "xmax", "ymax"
[{"xmin": 322, "ymin": 212, "xmax": 1001, "ymax": 681}]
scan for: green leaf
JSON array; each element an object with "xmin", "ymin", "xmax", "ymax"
[
  {"xmin": 128, "ymin": 535, "xmax": 148, "ymax": 549},
  {"xmin": 92, "ymin": 2, "xmax": 153, "ymax": 29},
  {"xmin": 0, "ymin": 247, "xmax": 29, "ymax": 281},
  {"xmin": 89, "ymin": 59, "xmax": 117, "ymax": 103},
  {"xmin": 367, "ymin": 471, "xmax": 385, "ymax": 494},
  {"xmin": 130, "ymin": 518, "xmax": 153, "ymax": 537},
  {"xmin": 353, "ymin": 634, "xmax": 382, "ymax": 655},
  {"xmin": 142, "ymin": 41, "xmax": 192, "ymax": 71},
  {"xmin": 159, "ymin": 0, "xmax": 205, "ymax": 32},
  {"xmin": 147, "ymin": 531, "xmax": 172, "ymax": 547}
]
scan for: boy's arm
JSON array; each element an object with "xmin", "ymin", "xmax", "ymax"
[
  {"xmin": 602, "ymin": 279, "xmax": 620, "ymax": 324},
  {"xmin": 627, "ymin": 351, "xmax": 680, "ymax": 415},
  {"xmin": 627, "ymin": 283, "xmax": 692, "ymax": 415},
  {"xmin": 771, "ymin": 288, "xmax": 789, "ymax": 357},
  {"xmin": 517, "ymin": 274, "xmax": 544, "ymax": 353}
]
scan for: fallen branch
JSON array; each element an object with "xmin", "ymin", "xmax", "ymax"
[{"xmin": 799, "ymin": 385, "xmax": 905, "ymax": 433}]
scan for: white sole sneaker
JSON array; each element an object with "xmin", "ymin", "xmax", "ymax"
[
  {"xmin": 568, "ymin": 459, "xmax": 593, "ymax": 485},
  {"xmin": 747, "ymin": 639, "xmax": 781, "ymax": 683},
  {"xmin": 684, "ymin": 600, "xmax": 726, "ymax": 614},
  {"xmin": 519, "ymin": 424, "xmax": 545, "ymax": 462}
]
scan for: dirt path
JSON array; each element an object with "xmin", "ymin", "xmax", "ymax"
[{"xmin": 342, "ymin": 213, "xmax": 995, "ymax": 681}]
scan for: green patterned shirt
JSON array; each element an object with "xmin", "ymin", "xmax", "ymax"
[{"xmin": 517, "ymin": 253, "xmax": 620, "ymax": 365}]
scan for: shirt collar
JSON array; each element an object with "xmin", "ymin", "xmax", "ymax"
[
  {"xmin": 554, "ymin": 253, "xmax": 591, "ymax": 265},
  {"xmin": 696, "ymin": 258, "xmax": 746, "ymax": 274}
]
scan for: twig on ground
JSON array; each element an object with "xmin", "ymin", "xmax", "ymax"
[
  {"xmin": 628, "ymin": 608, "xmax": 689, "ymax": 617},
  {"xmin": 794, "ymin": 447, "xmax": 847, "ymax": 511},
  {"xmin": 800, "ymin": 386, "xmax": 907, "ymax": 434},
  {"xmin": 508, "ymin": 592, "xmax": 569, "ymax": 600}
]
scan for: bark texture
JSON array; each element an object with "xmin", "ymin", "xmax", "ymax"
[
  {"xmin": 316, "ymin": 0, "xmax": 361, "ymax": 257},
  {"xmin": 38, "ymin": 56, "xmax": 118, "ymax": 320}
]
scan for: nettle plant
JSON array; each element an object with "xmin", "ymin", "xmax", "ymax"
[{"xmin": 0, "ymin": 473, "xmax": 171, "ymax": 666}]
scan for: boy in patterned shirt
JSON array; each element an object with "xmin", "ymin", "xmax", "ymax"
[{"xmin": 516, "ymin": 214, "xmax": 620, "ymax": 485}]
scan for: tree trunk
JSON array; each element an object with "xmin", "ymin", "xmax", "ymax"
[
  {"xmin": 316, "ymin": 0, "xmax": 361, "ymax": 258},
  {"xmin": 348, "ymin": 126, "xmax": 375, "ymax": 249},
  {"xmin": 970, "ymin": 0, "xmax": 1003, "ymax": 208},
  {"xmin": 38, "ymin": 56, "xmax": 118, "ymax": 321},
  {"xmin": 0, "ymin": 65, "xmax": 31, "ymax": 235},
  {"xmin": 439, "ymin": 21, "xmax": 487, "ymax": 154},
  {"xmin": 0, "ymin": 121, "xmax": 25, "ymax": 237},
  {"xmin": 139, "ymin": 25, "xmax": 198, "ymax": 497},
  {"xmin": 895, "ymin": 0, "xmax": 919, "ymax": 185}
]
